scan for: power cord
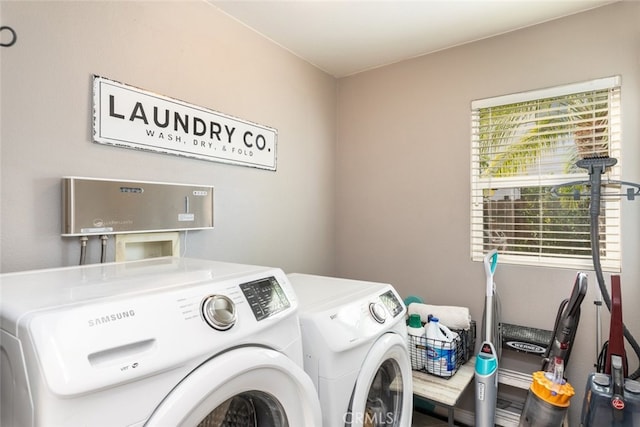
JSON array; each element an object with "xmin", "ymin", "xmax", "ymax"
[
  {"xmin": 596, "ymin": 341, "xmax": 608, "ymax": 373},
  {"xmin": 181, "ymin": 230, "xmax": 188, "ymax": 257}
]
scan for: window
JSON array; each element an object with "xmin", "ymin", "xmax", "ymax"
[{"xmin": 471, "ymin": 77, "xmax": 621, "ymax": 271}]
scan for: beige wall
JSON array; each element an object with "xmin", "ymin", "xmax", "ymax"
[
  {"xmin": 0, "ymin": 0, "xmax": 336, "ymax": 274},
  {"xmin": 336, "ymin": 1, "xmax": 640, "ymax": 423}
]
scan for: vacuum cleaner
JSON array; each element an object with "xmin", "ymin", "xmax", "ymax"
[
  {"xmin": 541, "ymin": 272, "xmax": 587, "ymax": 373},
  {"xmin": 581, "ymin": 275, "xmax": 640, "ymax": 426},
  {"xmin": 475, "ymin": 249, "xmax": 500, "ymax": 427},
  {"xmin": 518, "ymin": 272, "xmax": 587, "ymax": 427}
]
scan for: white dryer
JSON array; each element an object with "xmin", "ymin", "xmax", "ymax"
[
  {"xmin": 0, "ymin": 257, "xmax": 322, "ymax": 427},
  {"xmin": 287, "ymin": 273, "xmax": 413, "ymax": 427}
]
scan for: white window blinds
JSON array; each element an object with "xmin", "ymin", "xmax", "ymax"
[{"xmin": 471, "ymin": 77, "xmax": 621, "ymax": 271}]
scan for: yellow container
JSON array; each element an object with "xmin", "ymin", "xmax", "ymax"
[
  {"xmin": 530, "ymin": 371, "xmax": 575, "ymax": 407},
  {"xmin": 519, "ymin": 371, "xmax": 576, "ymax": 426}
]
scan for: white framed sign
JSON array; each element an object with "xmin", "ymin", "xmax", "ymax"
[{"xmin": 92, "ymin": 76, "xmax": 277, "ymax": 171}]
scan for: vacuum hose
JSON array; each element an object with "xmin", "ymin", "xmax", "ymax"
[{"xmin": 577, "ymin": 157, "xmax": 640, "ymax": 380}]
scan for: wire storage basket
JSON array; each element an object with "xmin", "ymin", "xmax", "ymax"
[{"xmin": 408, "ymin": 320, "xmax": 476, "ymax": 378}]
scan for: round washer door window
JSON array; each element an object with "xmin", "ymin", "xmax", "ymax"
[
  {"xmin": 346, "ymin": 333, "xmax": 412, "ymax": 427},
  {"xmin": 197, "ymin": 390, "xmax": 286, "ymax": 426},
  {"xmin": 145, "ymin": 347, "xmax": 322, "ymax": 427}
]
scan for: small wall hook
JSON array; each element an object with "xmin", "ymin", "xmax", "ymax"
[{"xmin": 0, "ymin": 26, "xmax": 17, "ymax": 47}]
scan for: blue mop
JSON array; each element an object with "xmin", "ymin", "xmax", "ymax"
[{"xmin": 475, "ymin": 249, "xmax": 500, "ymax": 427}]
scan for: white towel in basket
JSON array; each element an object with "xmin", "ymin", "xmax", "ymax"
[{"xmin": 407, "ymin": 303, "xmax": 471, "ymax": 330}]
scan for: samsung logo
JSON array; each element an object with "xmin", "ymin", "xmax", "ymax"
[
  {"xmin": 505, "ymin": 341, "xmax": 546, "ymax": 354},
  {"xmin": 88, "ymin": 309, "xmax": 136, "ymax": 327}
]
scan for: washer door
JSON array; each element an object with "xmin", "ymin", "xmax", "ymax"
[
  {"xmin": 145, "ymin": 347, "xmax": 322, "ymax": 427},
  {"xmin": 346, "ymin": 333, "xmax": 413, "ymax": 427}
]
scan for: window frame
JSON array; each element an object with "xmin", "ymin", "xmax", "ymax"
[{"xmin": 470, "ymin": 76, "xmax": 621, "ymax": 271}]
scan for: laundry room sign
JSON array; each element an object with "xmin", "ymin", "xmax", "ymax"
[{"xmin": 92, "ymin": 76, "xmax": 278, "ymax": 171}]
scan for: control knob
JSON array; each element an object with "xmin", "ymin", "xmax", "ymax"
[
  {"xmin": 202, "ymin": 295, "xmax": 236, "ymax": 330},
  {"xmin": 369, "ymin": 302, "xmax": 387, "ymax": 324}
]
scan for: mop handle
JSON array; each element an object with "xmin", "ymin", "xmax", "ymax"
[{"xmin": 484, "ymin": 250, "xmax": 498, "ymax": 297}]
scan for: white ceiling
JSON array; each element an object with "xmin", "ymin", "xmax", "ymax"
[{"xmin": 209, "ymin": 0, "xmax": 618, "ymax": 78}]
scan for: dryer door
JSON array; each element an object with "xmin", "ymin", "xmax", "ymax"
[
  {"xmin": 346, "ymin": 332, "xmax": 413, "ymax": 427},
  {"xmin": 145, "ymin": 347, "xmax": 322, "ymax": 427}
]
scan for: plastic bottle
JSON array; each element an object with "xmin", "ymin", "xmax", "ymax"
[
  {"xmin": 545, "ymin": 356, "xmax": 565, "ymax": 396},
  {"xmin": 425, "ymin": 317, "xmax": 459, "ymax": 377},
  {"xmin": 407, "ymin": 314, "xmax": 426, "ymax": 370}
]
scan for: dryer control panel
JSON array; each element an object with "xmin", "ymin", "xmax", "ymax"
[{"xmin": 380, "ymin": 290, "xmax": 403, "ymax": 318}]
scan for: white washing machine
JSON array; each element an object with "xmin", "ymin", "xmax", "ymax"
[
  {"xmin": 287, "ymin": 273, "xmax": 413, "ymax": 427},
  {"xmin": 0, "ymin": 257, "xmax": 322, "ymax": 427}
]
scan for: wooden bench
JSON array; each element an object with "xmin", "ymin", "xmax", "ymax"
[{"xmin": 412, "ymin": 357, "xmax": 476, "ymax": 427}]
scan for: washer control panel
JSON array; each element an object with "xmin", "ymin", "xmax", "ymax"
[{"xmin": 240, "ymin": 276, "xmax": 291, "ymax": 321}]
